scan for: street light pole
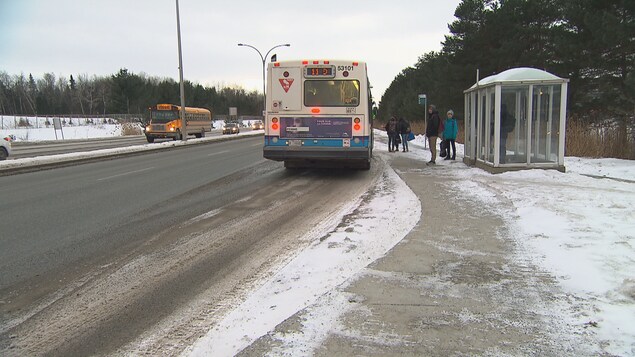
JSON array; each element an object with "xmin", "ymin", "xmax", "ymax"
[
  {"xmin": 237, "ymin": 43, "xmax": 290, "ymax": 117},
  {"xmin": 175, "ymin": 0, "xmax": 187, "ymax": 141}
]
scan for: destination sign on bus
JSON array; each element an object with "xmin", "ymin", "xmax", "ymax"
[{"xmin": 304, "ymin": 66, "xmax": 335, "ymax": 78}]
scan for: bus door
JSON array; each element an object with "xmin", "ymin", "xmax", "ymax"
[{"xmin": 270, "ymin": 66, "xmax": 302, "ymax": 111}]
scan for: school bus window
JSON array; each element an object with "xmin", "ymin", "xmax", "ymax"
[{"xmin": 151, "ymin": 110, "xmax": 178, "ymax": 122}]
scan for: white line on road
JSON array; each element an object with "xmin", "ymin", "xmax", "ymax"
[
  {"xmin": 97, "ymin": 167, "xmax": 155, "ymax": 181},
  {"xmin": 207, "ymin": 150, "xmax": 230, "ymax": 156}
]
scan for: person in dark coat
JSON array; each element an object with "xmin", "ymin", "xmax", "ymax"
[
  {"xmin": 425, "ymin": 105, "xmax": 441, "ymax": 164},
  {"xmin": 398, "ymin": 117, "xmax": 410, "ymax": 152},
  {"xmin": 384, "ymin": 116, "xmax": 399, "ymax": 152}
]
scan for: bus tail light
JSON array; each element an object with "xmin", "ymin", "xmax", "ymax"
[
  {"xmin": 311, "ymin": 108, "xmax": 320, "ymax": 114},
  {"xmin": 271, "ymin": 117, "xmax": 279, "ymax": 130},
  {"xmin": 354, "ymin": 117, "xmax": 361, "ymax": 131}
]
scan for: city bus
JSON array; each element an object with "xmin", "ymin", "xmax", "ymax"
[
  {"xmin": 145, "ymin": 104, "xmax": 212, "ymax": 142},
  {"xmin": 263, "ymin": 59, "xmax": 374, "ymax": 169}
]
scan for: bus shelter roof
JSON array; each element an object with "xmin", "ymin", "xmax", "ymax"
[{"xmin": 466, "ymin": 67, "xmax": 568, "ymax": 92}]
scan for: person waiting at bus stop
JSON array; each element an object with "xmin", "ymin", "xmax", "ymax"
[
  {"xmin": 426, "ymin": 105, "xmax": 441, "ymax": 164},
  {"xmin": 442, "ymin": 110, "xmax": 458, "ymax": 160},
  {"xmin": 398, "ymin": 117, "xmax": 410, "ymax": 152},
  {"xmin": 385, "ymin": 117, "xmax": 399, "ymax": 152}
]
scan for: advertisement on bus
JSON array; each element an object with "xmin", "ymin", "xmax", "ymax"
[{"xmin": 280, "ymin": 117, "xmax": 352, "ymax": 139}]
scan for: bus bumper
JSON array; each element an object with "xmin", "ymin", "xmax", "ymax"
[{"xmin": 263, "ymin": 146, "xmax": 370, "ymax": 161}]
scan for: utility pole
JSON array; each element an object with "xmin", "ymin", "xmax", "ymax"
[{"xmin": 176, "ymin": 0, "xmax": 187, "ymax": 140}]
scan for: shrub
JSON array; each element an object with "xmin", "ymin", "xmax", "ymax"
[
  {"xmin": 121, "ymin": 122, "xmax": 143, "ymax": 136},
  {"xmin": 18, "ymin": 118, "xmax": 31, "ymax": 127}
]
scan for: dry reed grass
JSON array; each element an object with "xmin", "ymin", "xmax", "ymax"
[{"xmin": 566, "ymin": 119, "xmax": 635, "ymax": 159}]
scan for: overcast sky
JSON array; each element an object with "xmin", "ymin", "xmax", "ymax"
[{"xmin": 1, "ymin": 0, "xmax": 461, "ymax": 101}]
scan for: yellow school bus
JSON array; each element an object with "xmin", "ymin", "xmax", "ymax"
[{"xmin": 145, "ymin": 104, "xmax": 212, "ymax": 142}]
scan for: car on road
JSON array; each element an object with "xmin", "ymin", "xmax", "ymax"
[
  {"xmin": 1, "ymin": 135, "xmax": 12, "ymax": 160},
  {"xmin": 222, "ymin": 122, "xmax": 240, "ymax": 135},
  {"xmin": 251, "ymin": 120, "xmax": 264, "ymax": 130}
]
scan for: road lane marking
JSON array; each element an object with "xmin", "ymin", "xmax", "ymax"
[
  {"xmin": 97, "ymin": 167, "xmax": 155, "ymax": 181},
  {"xmin": 184, "ymin": 208, "xmax": 223, "ymax": 226},
  {"xmin": 207, "ymin": 150, "xmax": 230, "ymax": 156}
]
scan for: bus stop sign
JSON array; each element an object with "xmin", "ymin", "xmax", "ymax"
[{"xmin": 418, "ymin": 94, "xmax": 427, "ymax": 106}]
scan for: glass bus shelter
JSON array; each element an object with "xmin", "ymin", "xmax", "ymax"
[{"xmin": 463, "ymin": 67, "xmax": 569, "ymax": 173}]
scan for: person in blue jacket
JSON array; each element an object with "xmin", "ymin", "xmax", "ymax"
[{"xmin": 443, "ymin": 110, "xmax": 458, "ymax": 160}]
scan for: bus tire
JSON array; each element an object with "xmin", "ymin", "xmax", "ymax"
[
  {"xmin": 174, "ymin": 131, "xmax": 181, "ymax": 141},
  {"xmin": 146, "ymin": 136, "xmax": 155, "ymax": 143}
]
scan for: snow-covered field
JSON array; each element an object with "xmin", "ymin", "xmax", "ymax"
[
  {"xmin": 0, "ymin": 115, "xmax": 237, "ymax": 142},
  {"xmin": 2, "ymin": 122, "xmax": 633, "ymax": 355}
]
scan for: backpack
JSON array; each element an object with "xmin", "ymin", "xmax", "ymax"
[
  {"xmin": 440, "ymin": 139, "xmax": 448, "ymax": 157},
  {"xmin": 388, "ymin": 121, "xmax": 397, "ymax": 132},
  {"xmin": 438, "ymin": 119, "xmax": 445, "ymax": 136}
]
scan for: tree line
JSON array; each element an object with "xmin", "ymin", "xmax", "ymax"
[
  {"xmin": 0, "ymin": 68, "xmax": 263, "ymax": 117},
  {"xmin": 377, "ymin": 0, "xmax": 634, "ymax": 127}
]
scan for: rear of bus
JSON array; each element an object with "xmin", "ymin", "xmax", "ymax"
[{"xmin": 263, "ymin": 60, "xmax": 373, "ymax": 169}]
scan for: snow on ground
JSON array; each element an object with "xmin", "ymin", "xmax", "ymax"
[
  {"xmin": 2, "ymin": 123, "xmax": 634, "ymax": 355},
  {"xmin": 405, "ymin": 134, "xmax": 635, "ymax": 355},
  {"xmin": 451, "ymin": 164, "xmax": 635, "ymax": 355}
]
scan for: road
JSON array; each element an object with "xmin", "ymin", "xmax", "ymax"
[{"xmin": 0, "ymin": 136, "xmax": 381, "ymax": 355}]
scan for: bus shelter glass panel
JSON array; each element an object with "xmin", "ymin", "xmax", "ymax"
[
  {"xmin": 471, "ymin": 92, "xmax": 478, "ymax": 159},
  {"xmin": 531, "ymin": 85, "xmax": 561, "ymax": 163},
  {"xmin": 479, "ymin": 92, "xmax": 487, "ymax": 160},
  {"xmin": 488, "ymin": 90, "xmax": 495, "ymax": 162},
  {"xmin": 464, "ymin": 93, "xmax": 472, "ymax": 158},
  {"xmin": 548, "ymin": 85, "xmax": 562, "ymax": 162},
  {"xmin": 501, "ymin": 86, "xmax": 529, "ymax": 164}
]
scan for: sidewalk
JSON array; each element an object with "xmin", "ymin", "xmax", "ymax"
[{"xmin": 239, "ymin": 147, "xmax": 596, "ymax": 355}]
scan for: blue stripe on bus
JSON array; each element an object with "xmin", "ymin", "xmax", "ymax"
[{"xmin": 265, "ymin": 136, "xmax": 370, "ymax": 147}]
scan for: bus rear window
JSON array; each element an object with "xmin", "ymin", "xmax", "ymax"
[
  {"xmin": 304, "ymin": 80, "xmax": 360, "ymax": 107},
  {"xmin": 151, "ymin": 110, "xmax": 178, "ymax": 123}
]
